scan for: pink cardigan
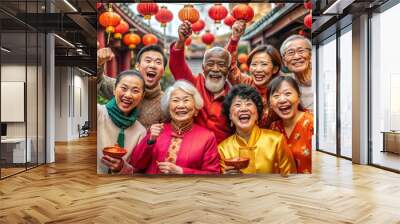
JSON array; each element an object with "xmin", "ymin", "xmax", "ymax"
[{"xmin": 129, "ymin": 123, "xmax": 221, "ymax": 174}]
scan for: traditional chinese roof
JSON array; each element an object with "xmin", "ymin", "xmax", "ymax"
[{"xmin": 242, "ymin": 3, "xmax": 298, "ymax": 41}]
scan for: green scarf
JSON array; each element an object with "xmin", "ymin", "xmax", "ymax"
[{"xmin": 105, "ymin": 97, "xmax": 138, "ymax": 148}]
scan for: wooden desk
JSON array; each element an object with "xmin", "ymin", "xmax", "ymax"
[{"xmin": 381, "ymin": 131, "xmax": 400, "ymax": 154}]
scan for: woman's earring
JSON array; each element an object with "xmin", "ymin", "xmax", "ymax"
[{"xmin": 230, "ymin": 121, "xmax": 234, "ymax": 127}]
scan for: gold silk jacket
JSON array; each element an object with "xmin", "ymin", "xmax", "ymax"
[{"xmin": 218, "ymin": 126, "xmax": 297, "ymax": 175}]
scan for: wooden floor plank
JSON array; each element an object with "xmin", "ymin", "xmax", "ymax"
[{"xmin": 0, "ymin": 135, "xmax": 399, "ymax": 223}]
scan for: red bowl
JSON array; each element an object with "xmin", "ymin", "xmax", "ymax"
[
  {"xmin": 224, "ymin": 157, "xmax": 250, "ymax": 170},
  {"xmin": 103, "ymin": 144, "xmax": 127, "ymax": 159}
]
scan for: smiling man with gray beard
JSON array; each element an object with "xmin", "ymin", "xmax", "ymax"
[{"xmin": 169, "ymin": 21, "xmax": 233, "ymax": 143}]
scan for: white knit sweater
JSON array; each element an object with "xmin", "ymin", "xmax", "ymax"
[{"xmin": 97, "ymin": 104, "xmax": 146, "ymax": 174}]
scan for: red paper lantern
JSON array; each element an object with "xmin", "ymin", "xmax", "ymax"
[
  {"xmin": 240, "ymin": 63, "xmax": 249, "ymax": 72},
  {"xmin": 304, "ymin": 1, "xmax": 313, "ymax": 10},
  {"xmin": 155, "ymin": 6, "xmax": 173, "ymax": 27},
  {"xmin": 201, "ymin": 30, "xmax": 215, "ymax": 46},
  {"xmin": 137, "ymin": 3, "xmax": 159, "ymax": 20},
  {"xmin": 99, "ymin": 9, "xmax": 121, "ymax": 33},
  {"xmin": 143, "ymin": 33, "xmax": 158, "ymax": 46},
  {"xmin": 231, "ymin": 4, "xmax": 254, "ymax": 23},
  {"xmin": 191, "ymin": 19, "xmax": 205, "ymax": 34},
  {"xmin": 113, "ymin": 20, "xmax": 129, "ymax": 39},
  {"xmin": 208, "ymin": 3, "xmax": 228, "ymax": 24},
  {"xmin": 224, "ymin": 15, "xmax": 236, "ymax": 27},
  {"xmin": 185, "ymin": 36, "xmax": 192, "ymax": 46},
  {"xmin": 123, "ymin": 33, "xmax": 141, "ymax": 49},
  {"xmin": 238, "ymin": 53, "xmax": 248, "ymax": 64},
  {"xmin": 304, "ymin": 14, "xmax": 312, "ymax": 29},
  {"xmin": 178, "ymin": 4, "xmax": 200, "ymax": 24}
]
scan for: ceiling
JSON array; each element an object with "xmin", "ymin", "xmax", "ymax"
[{"xmin": 0, "ymin": 0, "xmax": 97, "ymax": 74}]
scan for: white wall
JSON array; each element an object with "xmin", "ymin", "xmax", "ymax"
[{"xmin": 54, "ymin": 67, "xmax": 89, "ymax": 141}]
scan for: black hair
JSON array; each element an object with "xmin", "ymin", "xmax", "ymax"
[
  {"xmin": 267, "ymin": 75, "xmax": 304, "ymax": 111},
  {"xmin": 115, "ymin": 69, "xmax": 145, "ymax": 92},
  {"xmin": 223, "ymin": 84, "xmax": 264, "ymax": 131},
  {"xmin": 136, "ymin": 44, "xmax": 168, "ymax": 68}
]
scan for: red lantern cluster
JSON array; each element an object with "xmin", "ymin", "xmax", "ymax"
[
  {"xmin": 240, "ymin": 63, "xmax": 249, "ymax": 73},
  {"xmin": 208, "ymin": 3, "xmax": 228, "ymax": 24},
  {"xmin": 178, "ymin": 4, "xmax": 200, "ymax": 24},
  {"xmin": 223, "ymin": 15, "xmax": 236, "ymax": 28},
  {"xmin": 191, "ymin": 19, "xmax": 205, "ymax": 34},
  {"xmin": 99, "ymin": 9, "xmax": 121, "ymax": 33},
  {"xmin": 137, "ymin": 3, "xmax": 159, "ymax": 20},
  {"xmin": 201, "ymin": 30, "xmax": 215, "ymax": 46},
  {"xmin": 114, "ymin": 20, "xmax": 129, "ymax": 39},
  {"xmin": 142, "ymin": 33, "xmax": 158, "ymax": 46},
  {"xmin": 231, "ymin": 4, "xmax": 254, "ymax": 23},
  {"xmin": 155, "ymin": 6, "xmax": 173, "ymax": 27},
  {"xmin": 238, "ymin": 53, "xmax": 248, "ymax": 64}
]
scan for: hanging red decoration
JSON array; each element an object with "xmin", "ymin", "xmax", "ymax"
[
  {"xmin": 304, "ymin": 1, "xmax": 313, "ymax": 10},
  {"xmin": 240, "ymin": 63, "xmax": 249, "ymax": 72},
  {"xmin": 201, "ymin": 30, "xmax": 215, "ymax": 46},
  {"xmin": 191, "ymin": 19, "xmax": 205, "ymax": 34},
  {"xmin": 178, "ymin": 4, "xmax": 200, "ymax": 24},
  {"xmin": 208, "ymin": 3, "xmax": 228, "ymax": 24},
  {"xmin": 113, "ymin": 20, "xmax": 129, "ymax": 39},
  {"xmin": 96, "ymin": 3, "xmax": 102, "ymax": 10},
  {"xmin": 137, "ymin": 3, "xmax": 159, "ymax": 20},
  {"xmin": 298, "ymin": 30, "xmax": 305, "ymax": 36},
  {"xmin": 304, "ymin": 14, "xmax": 312, "ymax": 29},
  {"xmin": 185, "ymin": 36, "xmax": 192, "ymax": 46},
  {"xmin": 223, "ymin": 15, "xmax": 236, "ymax": 27},
  {"xmin": 123, "ymin": 33, "xmax": 141, "ymax": 49},
  {"xmin": 231, "ymin": 4, "xmax": 254, "ymax": 23},
  {"xmin": 155, "ymin": 6, "xmax": 173, "ymax": 27},
  {"xmin": 99, "ymin": 9, "xmax": 121, "ymax": 33},
  {"xmin": 142, "ymin": 33, "xmax": 158, "ymax": 46},
  {"xmin": 238, "ymin": 53, "xmax": 248, "ymax": 64}
]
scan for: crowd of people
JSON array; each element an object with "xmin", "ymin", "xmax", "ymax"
[{"xmin": 97, "ymin": 20, "xmax": 314, "ymax": 175}]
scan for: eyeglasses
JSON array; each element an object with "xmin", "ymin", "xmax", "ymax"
[{"xmin": 284, "ymin": 47, "xmax": 311, "ymax": 58}]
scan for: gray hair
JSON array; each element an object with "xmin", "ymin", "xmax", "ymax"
[
  {"xmin": 161, "ymin": 80, "xmax": 204, "ymax": 119},
  {"xmin": 203, "ymin": 46, "xmax": 232, "ymax": 67},
  {"xmin": 280, "ymin": 35, "xmax": 312, "ymax": 56}
]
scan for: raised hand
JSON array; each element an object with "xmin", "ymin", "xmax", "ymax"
[
  {"xmin": 175, "ymin": 21, "xmax": 192, "ymax": 50},
  {"xmin": 97, "ymin": 47, "xmax": 114, "ymax": 67},
  {"xmin": 149, "ymin": 123, "xmax": 164, "ymax": 141},
  {"xmin": 231, "ymin": 20, "xmax": 246, "ymax": 41}
]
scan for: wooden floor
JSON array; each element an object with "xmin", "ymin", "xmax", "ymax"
[{"xmin": 0, "ymin": 135, "xmax": 400, "ymax": 224}]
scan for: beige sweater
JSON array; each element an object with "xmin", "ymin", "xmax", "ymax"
[{"xmin": 97, "ymin": 105, "xmax": 146, "ymax": 174}]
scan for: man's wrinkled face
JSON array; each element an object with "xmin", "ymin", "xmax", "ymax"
[
  {"xmin": 203, "ymin": 51, "xmax": 230, "ymax": 93},
  {"xmin": 283, "ymin": 39, "xmax": 311, "ymax": 74}
]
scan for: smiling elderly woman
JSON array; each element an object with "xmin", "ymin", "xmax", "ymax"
[
  {"xmin": 218, "ymin": 85, "xmax": 296, "ymax": 175},
  {"xmin": 124, "ymin": 80, "xmax": 221, "ymax": 175}
]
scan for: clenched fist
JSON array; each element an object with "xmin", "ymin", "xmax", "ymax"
[
  {"xmin": 175, "ymin": 21, "xmax": 192, "ymax": 50},
  {"xmin": 149, "ymin": 123, "xmax": 164, "ymax": 141},
  {"xmin": 97, "ymin": 47, "xmax": 114, "ymax": 67},
  {"xmin": 231, "ymin": 20, "xmax": 246, "ymax": 41}
]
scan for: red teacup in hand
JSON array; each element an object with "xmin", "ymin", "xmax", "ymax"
[{"xmin": 103, "ymin": 144, "xmax": 127, "ymax": 159}]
